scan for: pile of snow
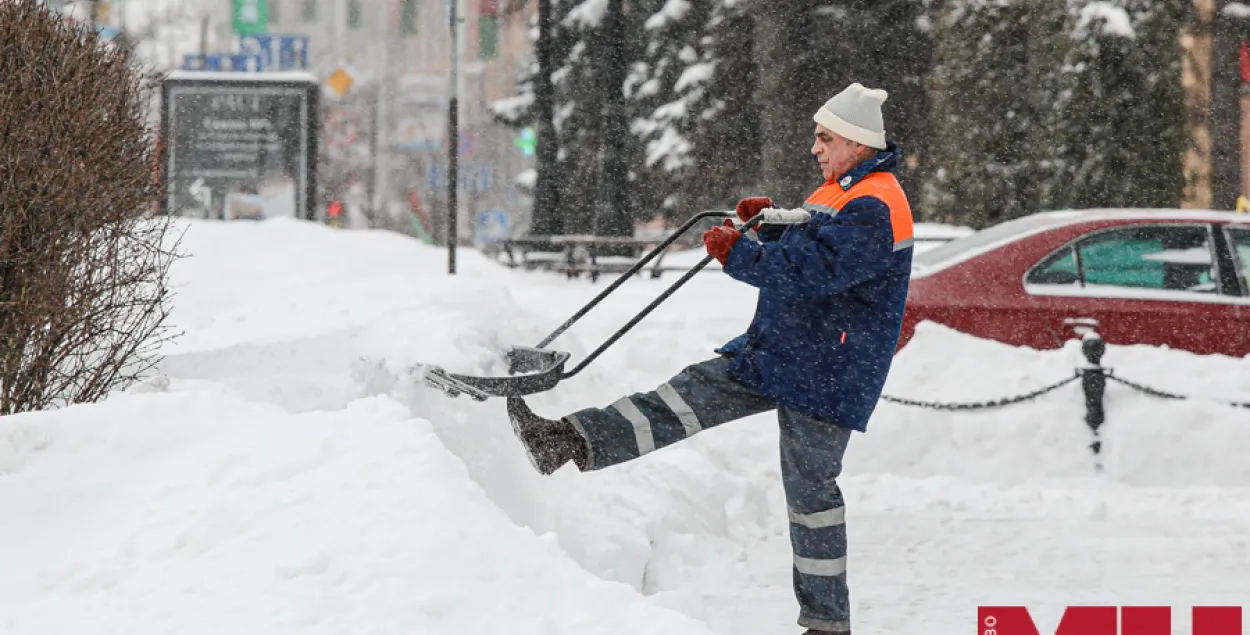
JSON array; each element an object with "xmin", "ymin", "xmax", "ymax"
[
  {"xmin": 2, "ymin": 217, "xmax": 1248, "ymax": 635},
  {"xmin": 1227, "ymin": 2, "xmax": 1250, "ymax": 19},
  {"xmin": 645, "ymin": 0, "xmax": 692, "ymax": 31},
  {"xmin": 0, "ymin": 391, "xmax": 717, "ymax": 635},
  {"xmin": 1075, "ymin": 2, "xmax": 1135, "ymax": 39},
  {"xmin": 564, "ymin": 0, "xmax": 610, "ymax": 28}
]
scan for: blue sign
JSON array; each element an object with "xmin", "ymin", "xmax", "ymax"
[
  {"xmin": 428, "ymin": 163, "xmax": 493, "ymax": 193},
  {"xmin": 238, "ymin": 34, "xmax": 309, "ymax": 71},
  {"xmin": 476, "ymin": 210, "xmax": 510, "ymax": 245},
  {"xmin": 183, "ymin": 54, "xmax": 265, "ymax": 72}
]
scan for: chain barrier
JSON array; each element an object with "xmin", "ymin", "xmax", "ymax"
[
  {"xmin": 879, "ymin": 371, "xmax": 1081, "ymax": 411},
  {"xmin": 1105, "ymin": 372, "xmax": 1250, "ymax": 409},
  {"xmin": 882, "ymin": 366, "xmax": 1250, "ymax": 412},
  {"xmin": 879, "ymin": 331, "xmax": 1249, "ymax": 471}
]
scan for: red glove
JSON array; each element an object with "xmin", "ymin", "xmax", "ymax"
[
  {"xmin": 735, "ymin": 196, "xmax": 776, "ymax": 223},
  {"xmin": 702, "ymin": 218, "xmax": 741, "ymax": 266}
]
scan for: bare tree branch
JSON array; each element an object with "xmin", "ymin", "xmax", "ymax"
[{"xmin": 0, "ymin": 0, "xmax": 181, "ymax": 414}]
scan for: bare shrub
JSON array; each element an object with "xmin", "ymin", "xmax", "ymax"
[{"xmin": 0, "ymin": 0, "xmax": 180, "ymax": 414}]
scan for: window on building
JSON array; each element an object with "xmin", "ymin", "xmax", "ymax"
[
  {"xmin": 479, "ymin": 15, "xmax": 499, "ymax": 59},
  {"xmin": 400, "ymin": 0, "xmax": 417, "ymax": 36},
  {"xmin": 347, "ymin": 0, "xmax": 362, "ymax": 28}
]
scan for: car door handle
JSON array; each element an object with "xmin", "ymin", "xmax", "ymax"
[{"xmin": 1062, "ymin": 317, "xmax": 1100, "ymax": 337}]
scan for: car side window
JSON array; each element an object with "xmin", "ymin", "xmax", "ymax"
[
  {"xmin": 1227, "ymin": 228, "xmax": 1250, "ymax": 290},
  {"xmin": 1078, "ymin": 225, "xmax": 1216, "ymax": 293},
  {"xmin": 1027, "ymin": 247, "xmax": 1079, "ymax": 285}
]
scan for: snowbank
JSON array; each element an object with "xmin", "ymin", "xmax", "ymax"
[
  {"xmin": 0, "ymin": 386, "xmax": 717, "ymax": 635},
  {"xmin": 3, "ymin": 217, "xmax": 1248, "ymax": 635}
]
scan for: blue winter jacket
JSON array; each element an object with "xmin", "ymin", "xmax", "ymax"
[{"xmin": 715, "ymin": 143, "xmax": 914, "ymax": 432}]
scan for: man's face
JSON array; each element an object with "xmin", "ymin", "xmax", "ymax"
[{"xmin": 810, "ymin": 125, "xmax": 864, "ymax": 182}]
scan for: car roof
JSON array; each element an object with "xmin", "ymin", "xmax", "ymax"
[
  {"xmin": 912, "ymin": 208, "xmax": 1250, "ymax": 276},
  {"xmin": 1028, "ymin": 207, "xmax": 1250, "ymax": 225}
]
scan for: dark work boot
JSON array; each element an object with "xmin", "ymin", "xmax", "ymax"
[{"xmin": 506, "ymin": 397, "xmax": 589, "ymax": 475}]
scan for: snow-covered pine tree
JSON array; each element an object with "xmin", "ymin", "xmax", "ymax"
[
  {"xmin": 547, "ymin": 0, "xmax": 641, "ymax": 235},
  {"xmin": 629, "ymin": 0, "xmax": 763, "ymax": 220},
  {"xmin": 686, "ymin": 0, "xmax": 762, "ymax": 211},
  {"xmin": 922, "ymin": 0, "xmax": 1051, "ymax": 228},
  {"xmin": 490, "ymin": 0, "xmax": 650, "ymax": 236},
  {"xmin": 627, "ymin": 0, "xmax": 706, "ymax": 219},
  {"xmin": 754, "ymin": 0, "xmax": 827, "ymax": 206},
  {"xmin": 1037, "ymin": 0, "xmax": 1184, "ymax": 211},
  {"xmin": 629, "ymin": 0, "xmax": 706, "ymax": 217},
  {"xmin": 807, "ymin": 0, "xmax": 934, "ymax": 194}
]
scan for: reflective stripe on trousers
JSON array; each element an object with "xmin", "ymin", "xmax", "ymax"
[{"xmin": 563, "ymin": 356, "xmax": 854, "ymax": 631}]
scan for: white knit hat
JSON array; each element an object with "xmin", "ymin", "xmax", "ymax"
[{"xmin": 813, "ymin": 83, "xmax": 889, "ymax": 150}]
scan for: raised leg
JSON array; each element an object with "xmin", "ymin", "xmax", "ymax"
[{"xmin": 564, "ymin": 356, "xmax": 775, "ymax": 470}]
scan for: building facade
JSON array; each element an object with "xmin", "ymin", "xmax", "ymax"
[{"xmin": 267, "ymin": 0, "xmax": 537, "ymax": 243}]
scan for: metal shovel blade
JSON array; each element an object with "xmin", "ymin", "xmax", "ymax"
[{"xmin": 417, "ymin": 346, "xmax": 571, "ymax": 400}]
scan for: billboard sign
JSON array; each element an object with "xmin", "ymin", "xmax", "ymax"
[
  {"xmin": 182, "ymin": 54, "xmax": 265, "ymax": 72},
  {"xmin": 238, "ymin": 34, "xmax": 310, "ymax": 71},
  {"xmin": 160, "ymin": 71, "xmax": 320, "ymax": 221}
]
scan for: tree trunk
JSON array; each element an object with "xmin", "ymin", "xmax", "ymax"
[
  {"xmin": 1211, "ymin": 0, "xmax": 1243, "ymax": 210},
  {"xmin": 1182, "ymin": 0, "xmax": 1216, "ymax": 209},
  {"xmin": 596, "ymin": 0, "xmax": 633, "ymax": 239},
  {"xmin": 753, "ymin": 0, "xmax": 820, "ymax": 206},
  {"xmin": 531, "ymin": 0, "xmax": 562, "ymax": 235}
]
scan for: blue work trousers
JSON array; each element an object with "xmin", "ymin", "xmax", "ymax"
[{"xmin": 565, "ymin": 356, "xmax": 854, "ymax": 632}]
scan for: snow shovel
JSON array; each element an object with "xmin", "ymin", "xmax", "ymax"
[{"xmin": 416, "ymin": 207, "xmax": 812, "ymax": 401}]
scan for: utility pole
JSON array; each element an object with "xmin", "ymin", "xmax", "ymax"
[
  {"xmin": 199, "ymin": 12, "xmax": 209, "ymax": 56},
  {"xmin": 369, "ymin": 0, "xmax": 391, "ymax": 223},
  {"xmin": 447, "ymin": 0, "xmax": 460, "ymax": 274}
]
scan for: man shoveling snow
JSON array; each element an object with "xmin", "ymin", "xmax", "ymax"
[{"xmin": 506, "ymin": 82, "xmax": 915, "ymax": 635}]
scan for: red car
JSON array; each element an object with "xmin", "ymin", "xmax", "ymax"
[{"xmin": 898, "ymin": 209, "xmax": 1250, "ymax": 357}]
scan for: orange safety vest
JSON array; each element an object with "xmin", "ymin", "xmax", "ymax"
[{"xmin": 802, "ymin": 172, "xmax": 915, "ymax": 252}]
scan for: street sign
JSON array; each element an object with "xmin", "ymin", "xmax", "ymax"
[
  {"xmin": 183, "ymin": 54, "xmax": 265, "ymax": 72},
  {"xmin": 476, "ymin": 210, "xmax": 510, "ymax": 245},
  {"xmin": 233, "ymin": 0, "xmax": 268, "ymax": 36},
  {"xmin": 160, "ymin": 71, "xmax": 320, "ymax": 221},
  {"xmin": 325, "ymin": 66, "xmax": 354, "ymax": 98},
  {"xmin": 238, "ymin": 34, "xmax": 309, "ymax": 71},
  {"xmin": 428, "ymin": 162, "xmax": 492, "ymax": 193}
]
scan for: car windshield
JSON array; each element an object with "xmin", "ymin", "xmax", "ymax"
[{"xmin": 913, "ymin": 213, "xmax": 1074, "ymax": 270}]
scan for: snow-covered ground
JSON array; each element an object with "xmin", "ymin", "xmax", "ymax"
[{"xmin": 2, "ymin": 218, "xmax": 1248, "ymax": 635}]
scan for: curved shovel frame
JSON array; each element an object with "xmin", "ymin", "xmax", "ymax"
[
  {"xmin": 418, "ymin": 347, "xmax": 571, "ymax": 401},
  {"xmin": 419, "ymin": 210, "xmax": 796, "ymax": 400}
]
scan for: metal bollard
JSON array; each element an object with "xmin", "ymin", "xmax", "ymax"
[{"xmin": 1080, "ymin": 332, "xmax": 1107, "ymax": 469}]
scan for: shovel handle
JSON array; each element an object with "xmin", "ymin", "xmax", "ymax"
[
  {"xmin": 536, "ymin": 208, "xmax": 811, "ymax": 380},
  {"xmin": 558, "ymin": 213, "xmax": 773, "ymax": 379},
  {"xmin": 535, "ymin": 210, "xmax": 736, "ymax": 349}
]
